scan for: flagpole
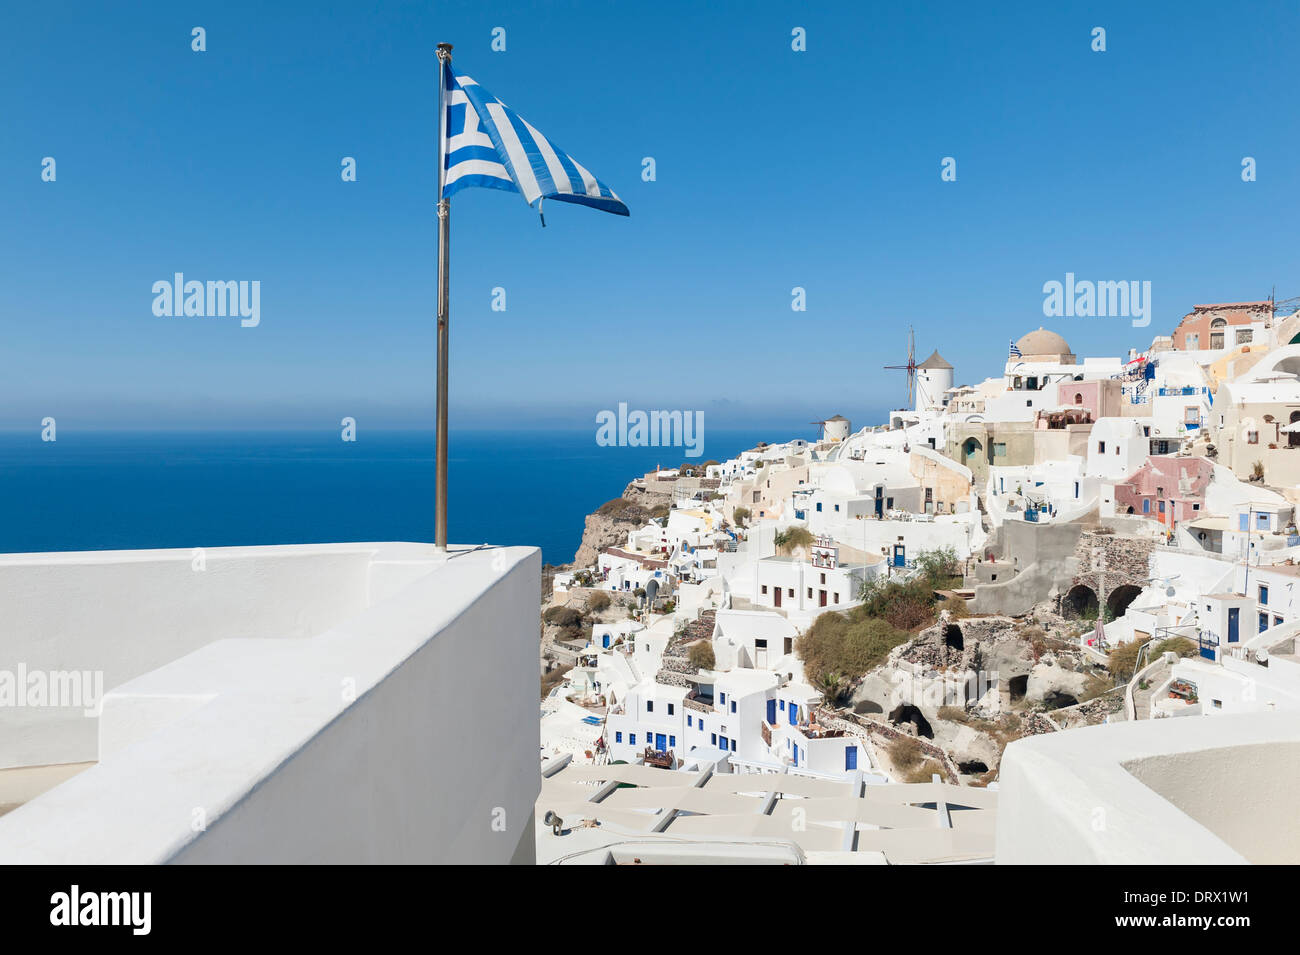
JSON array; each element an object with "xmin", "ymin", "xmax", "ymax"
[{"xmin": 435, "ymin": 42, "xmax": 453, "ymax": 552}]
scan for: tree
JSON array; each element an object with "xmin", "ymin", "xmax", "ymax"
[
  {"xmin": 775, "ymin": 526, "xmax": 814, "ymax": 553},
  {"xmin": 733, "ymin": 506, "xmax": 751, "ymax": 527},
  {"xmin": 914, "ymin": 547, "xmax": 962, "ymax": 587}
]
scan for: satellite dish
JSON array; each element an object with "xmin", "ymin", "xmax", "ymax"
[{"xmin": 1257, "ymin": 648, "xmax": 1270, "ymax": 663}]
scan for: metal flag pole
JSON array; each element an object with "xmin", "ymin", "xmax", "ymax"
[{"xmin": 435, "ymin": 42, "xmax": 453, "ymax": 552}]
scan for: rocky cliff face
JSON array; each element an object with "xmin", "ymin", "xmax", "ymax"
[
  {"xmin": 568, "ymin": 479, "xmax": 676, "ymax": 568},
  {"xmin": 571, "ymin": 511, "xmax": 632, "ymax": 568}
]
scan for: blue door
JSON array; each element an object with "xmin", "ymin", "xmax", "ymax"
[
  {"xmin": 792, "ymin": 743, "xmax": 799, "ymax": 766},
  {"xmin": 789, "ymin": 704, "xmax": 798, "ymax": 725},
  {"xmin": 719, "ymin": 735, "xmax": 729, "ymax": 751},
  {"xmin": 766, "ymin": 699, "xmax": 776, "ymax": 724},
  {"xmin": 893, "ymin": 545, "xmax": 906, "ymax": 567},
  {"xmin": 845, "ymin": 746, "xmax": 857, "ymax": 770},
  {"xmin": 875, "ymin": 487, "xmax": 883, "ymax": 518},
  {"xmin": 602, "ymin": 634, "xmax": 610, "ymax": 648},
  {"xmin": 655, "ymin": 733, "xmax": 667, "ymax": 751},
  {"xmin": 1228, "ymin": 608, "xmax": 1239, "ymax": 643}
]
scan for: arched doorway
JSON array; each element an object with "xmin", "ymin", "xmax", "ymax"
[
  {"xmin": 961, "ymin": 436, "xmax": 983, "ymax": 467},
  {"xmin": 1107, "ymin": 584, "xmax": 1142, "ymax": 620},
  {"xmin": 1063, "ymin": 584, "xmax": 1099, "ymax": 618},
  {"xmin": 1210, "ymin": 318, "xmax": 1226, "ymax": 350}
]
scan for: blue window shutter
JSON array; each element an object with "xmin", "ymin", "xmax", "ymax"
[
  {"xmin": 669, "ymin": 736, "xmax": 676, "ymax": 748},
  {"xmin": 615, "ymin": 732, "xmax": 622, "ymax": 743},
  {"xmin": 629, "ymin": 734, "xmax": 635, "ymax": 745}
]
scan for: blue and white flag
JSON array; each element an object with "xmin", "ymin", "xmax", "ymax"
[
  {"xmin": 439, "ymin": 63, "xmax": 628, "ymax": 217},
  {"xmin": 1009, "ymin": 339, "xmax": 1022, "ymax": 358}
]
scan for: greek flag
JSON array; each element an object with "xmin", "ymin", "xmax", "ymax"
[
  {"xmin": 1009, "ymin": 339, "xmax": 1022, "ymax": 358},
  {"xmin": 439, "ymin": 63, "xmax": 628, "ymax": 217}
]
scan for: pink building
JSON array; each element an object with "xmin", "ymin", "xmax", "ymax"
[
  {"xmin": 1056, "ymin": 379, "xmax": 1124, "ymax": 418},
  {"xmin": 1113, "ymin": 456, "xmax": 1213, "ymax": 531}
]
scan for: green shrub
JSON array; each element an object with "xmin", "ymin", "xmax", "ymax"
[
  {"xmin": 937, "ymin": 595, "xmax": 970, "ymax": 619},
  {"xmin": 687, "ymin": 641, "xmax": 715, "ymax": 669},
  {"xmin": 543, "ymin": 606, "xmax": 583, "ymax": 628},
  {"xmin": 797, "ymin": 613, "xmax": 909, "ymax": 685},
  {"xmin": 586, "ymin": 592, "xmax": 612, "ymax": 612},
  {"xmin": 889, "ymin": 736, "xmax": 923, "ymax": 770},
  {"xmin": 1150, "ymin": 636, "xmax": 1196, "ymax": 659},
  {"xmin": 904, "ymin": 758, "xmax": 947, "ymax": 784},
  {"xmin": 1107, "ymin": 640, "xmax": 1145, "ymax": 679},
  {"xmin": 733, "ymin": 506, "xmax": 751, "ymax": 527}
]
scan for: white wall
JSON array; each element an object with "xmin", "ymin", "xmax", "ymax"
[
  {"xmin": 0, "ymin": 543, "xmax": 541, "ymax": 865},
  {"xmin": 0, "ymin": 545, "xmax": 376, "ymax": 769}
]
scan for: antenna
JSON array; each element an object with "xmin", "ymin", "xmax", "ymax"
[{"xmin": 884, "ymin": 326, "xmax": 917, "ymax": 407}]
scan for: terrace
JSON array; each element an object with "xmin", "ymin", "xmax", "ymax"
[{"xmin": 0, "ymin": 542, "xmax": 540, "ymax": 864}]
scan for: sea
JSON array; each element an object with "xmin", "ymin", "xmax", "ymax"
[{"xmin": 0, "ymin": 428, "xmax": 804, "ymax": 566}]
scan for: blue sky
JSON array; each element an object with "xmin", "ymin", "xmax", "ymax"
[{"xmin": 2, "ymin": 0, "xmax": 1297, "ymax": 432}]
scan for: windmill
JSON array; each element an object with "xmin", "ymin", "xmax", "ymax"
[{"xmin": 884, "ymin": 326, "xmax": 917, "ymax": 408}]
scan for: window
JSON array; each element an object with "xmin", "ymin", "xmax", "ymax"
[
  {"xmin": 667, "ymin": 703, "xmax": 674, "ymax": 716},
  {"xmin": 669, "ymin": 735, "xmax": 676, "ymax": 748},
  {"xmin": 779, "ymin": 700, "xmax": 785, "ymax": 711},
  {"xmin": 1275, "ymin": 615, "xmax": 1283, "ymax": 628},
  {"xmin": 834, "ymin": 504, "xmax": 840, "ymax": 512},
  {"xmin": 1258, "ymin": 513, "xmax": 1270, "ymax": 530},
  {"xmin": 615, "ymin": 731, "xmax": 623, "ymax": 743},
  {"xmin": 719, "ymin": 692, "xmax": 726, "ymax": 705},
  {"xmin": 646, "ymin": 701, "xmax": 653, "ymax": 713},
  {"xmin": 1158, "ymin": 501, "xmax": 1165, "ymax": 514},
  {"xmin": 1212, "ymin": 699, "xmax": 1223, "ymax": 710},
  {"xmin": 1074, "ymin": 392, "xmax": 1083, "ymax": 405},
  {"xmin": 833, "ymin": 592, "xmax": 839, "ymax": 603},
  {"xmin": 1259, "ymin": 584, "xmax": 1269, "ymax": 606},
  {"xmin": 787, "ymin": 588, "xmax": 794, "ymax": 597},
  {"xmin": 686, "ymin": 715, "xmax": 692, "ymax": 727},
  {"xmin": 1247, "ymin": 430, "xmax": 1258, "ymax": 445},
  {"xmin": 807, "ymin": 587, "xmax": 812, "ymax": 598},
  {"xmin": 729, "ymin": 700, "xmax": 737, "ymax": 714},
  {"xmin": 710, "ymin": 733, "xmax": 717, "ymax": 745},
  {"xmin": 1236, "ymin": 329, "xmax": 1252, "ymax": 344},
  {"xmin": 993, "ymin": 442, "xmax": 1007, "ymax": 458},
  {"xmin": 629, "ymin": 734, "xmax": 636, "ymax": 745},
  {"xmin": 730, "ymin": 739, "xmax": 737, "ymax": 752},
  {"xmin": 1098, "ymin": 441, "xmax": 1106, "ymax": 454},
  {"xmin": 1142, "ymin": 499, "xmax": 1150, "ymax": 514},
  {"xmin": 1260, "ymin": 613, "xmax": 1269, "ymax": 633},
  {"xmin": 1115, "ymin": 445, "xmax": 1120, "ymax": 455},
  {"xmin": 820, "ymin": 573, "xmax": 826, "ymax": 584},
  {"xmin": 816, "ymin": 502, "xmax": 822, "ymax": 512},
  {"xmin": 1185, "ymin": 407, "xmax": 1199, "ymax": 425},
  {"xmin": 761, "ymin": 585, "xmax": 768, "ymax": 595}
]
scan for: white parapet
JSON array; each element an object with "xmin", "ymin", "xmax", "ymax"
[
  {"xmin": 996, "ymin": 711, "xmax": 1300, "ymax": 864},
  {"xmin": 0, "ymin": 542, "xmax": 540, "ymax": 864}
]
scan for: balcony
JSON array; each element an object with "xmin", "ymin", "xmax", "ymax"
[{"xmin": 0, "ymin": 542, "xmax": 540, "ymax": 864}]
